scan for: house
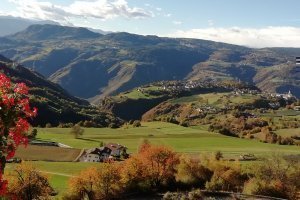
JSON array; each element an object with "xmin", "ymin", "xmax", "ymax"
[
  {"xmin": 80, "ymin": 147, "xmax": 112, "ymax": 162},
  {"xmin": 294, "ymin": 106, "xmax": 300, "ymax": 111},
  {"xmin": 105, "ymin": 143, "xmax": 128, "ymax": 158}
]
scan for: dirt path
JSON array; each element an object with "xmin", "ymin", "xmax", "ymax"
[{"xmin": 39, "ymin": 170, "xmax": 74, "ymax": 177}]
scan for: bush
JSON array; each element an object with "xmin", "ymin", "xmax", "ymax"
[
  {"xmin": 244, "ymin": 155, "xmax": 300, "ymax": 199},
  {"xmin": 45, "ymin": 123, "xmax": 52, "ymax": 128},
  {"xmin": 70, "ymin": 124, "xmax": 84, "ymax": 139},
  {"xmin": 214, "ymin": 151, "xmax": 223, "ymax": 161},
  {"xmin": 28, "ymin": 129, "xmax": 38, "ymax": 139},
  {"xmin": 132, "ymin": 120, "xmax": 141, "ymax": 127},
  {"xmin": 109, "ymin": 122, "xmax": 118, "ymax": 128},
  {"xmin": 175, "ymin": 155, "xmax": 212, "ymax": 187}
]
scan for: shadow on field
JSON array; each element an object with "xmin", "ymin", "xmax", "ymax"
[{"xmin": 76, "ymin": 138, "xmax": 100, "ymax": 143}]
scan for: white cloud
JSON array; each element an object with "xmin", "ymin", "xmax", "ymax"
[
  {"xmin": 7, "ymin": 0, "xmax": 152, "ymax": 24},
  {"xmin": 67, "ymin": 0, "xmax": 153, "ymax": 20},
  {"xmin": 167, "ymin": 26, "xmax": 300, "ymax": 48},
  {"xmin": 172, "ymin": 20, "xmax": 182, "ymax": 25}
]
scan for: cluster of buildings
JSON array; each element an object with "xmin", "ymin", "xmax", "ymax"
[
  {"xmin": 158, "ymin": 80, "xmax": 231, "ymax": 92},
  {"xmin": 79, "ymin": 143, "xmax": 128, "ymax": 162},
  {"xmin": 270, "ymin": 90, "xmax": 295, "ymax": 100}
]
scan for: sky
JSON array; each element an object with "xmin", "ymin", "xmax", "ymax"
[{"xmin": 1, "ymin": 0, "xmax": 300, "ymax": 47}]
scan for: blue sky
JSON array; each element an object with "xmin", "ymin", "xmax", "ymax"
[{"xmin": 1, "ymin": 0, "xmax": 300, "ymax": 47}]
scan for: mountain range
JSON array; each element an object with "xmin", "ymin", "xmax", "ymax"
[{"xmin": 0, "ymin": 24, "xmax": 299, "ymax": 102}]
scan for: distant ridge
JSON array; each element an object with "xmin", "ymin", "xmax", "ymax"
[
  {"xmin": 8, "ymin": 24, "xmax": 102, "ymax": 41},
  {"xmin": 0, "ymin": 15, "xmax": 59, "ymax": 36},
  {"xmin": 0, "ymin": 24, "xmax": 299, "ymax": 100}
]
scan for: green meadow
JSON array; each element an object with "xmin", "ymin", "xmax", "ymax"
[
  {"xmin": 35, "ymin": 122, "xmax": 299, "ymax": 156},
  {"xmin": 6, "ymin": 122, "xmax": 300, "ymax": 198}
]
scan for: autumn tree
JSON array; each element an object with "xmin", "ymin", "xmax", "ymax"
[
  {"xmin": 138, "ymin": 138, "xmax": 151, "ymax": 153},
  {"xmin": 7, "ymin": 162, "xmax": 54, "ymax": 199},
  {"xmin": 66, "ymin": 163, "xmax": 123, "ymax": 200},
  {"xmin": 175, "ymin": 155, "xmax": 212, "ymax": 187},
  {"xmin": 204, "ymin": 157, "xmax": 246, "ymax": 192},
  {"xmin": 0, "ymin": 73, "xmax": 37, "ymax": 194},
  {"xmin": 121, "ymin": 155, "xmax": 147, "ymax": 191},
  {"xmin": 243, "ymin": 154, "xmax": 300, "ymax": 199},
  {"xmin": 66, "ymin": 167, "xmax": 99, "ymax": 200},
  {"xmin": 70, "ymin": 124, "xmax": 84, "ymax": 139},
  {"xmin": 138, "ymin": 144, "xmax": 179, "ymax": 188}
]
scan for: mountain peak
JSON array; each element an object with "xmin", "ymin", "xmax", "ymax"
[{"xmin": 8, "ymin": 24, "xmax": 102, "ymax": 41}]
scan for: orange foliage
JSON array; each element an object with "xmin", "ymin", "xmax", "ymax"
[
  {"xmin": 67, "ymin": 163, "xmax": 123, "ymax": 200},
  {"xmin": 138, "ymin": 144, "xmax": 179, "ymax": 188}
]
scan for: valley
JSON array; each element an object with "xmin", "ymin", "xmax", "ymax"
[{"xmin": 0, "ymin": 23, "xmax": 299, "ymax": 200}]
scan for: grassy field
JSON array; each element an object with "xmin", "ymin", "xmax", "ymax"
[
  {"xmin": 7, "ymin": 122, "xmax": 300, "ymax": 198},
  {"xmin": 6, "ymin": 161, "xmax": 100, "ymax": 198},
  {"xmin": 170, "ymin": 93, "xmax": 258, "ymax": 106},
  {"xmin": 275, "ymin": 128, "xmax": 300, "ymax": 137},
  {"xmin": 115, "ymin": 86, "xmax": 163, "ymax": 100},
  {"xmin": 35, "ymin": 122, "xmax": 299, "ymax": 157}
]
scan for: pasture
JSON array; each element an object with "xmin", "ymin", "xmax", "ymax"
[
  {"xmin": 34, "ymin": 122, "xmax": 299, "ymax": 157},
  {"xmin": 7, "ymin": 122, "xmax": 299, "ymax": 198}
]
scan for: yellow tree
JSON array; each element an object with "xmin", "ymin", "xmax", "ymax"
[
  {"xmin": 67, "ymin": 163, "xmax": 123, "ymax": 200},
  {"xmin": 96, "ymin": 163, "xmax": 123, "ymax": 199},
  {"xmin": 68, "ymin": 167, "xmax": 99, "ymax": 199},
  {"xmin": 175, "ymin": 155, "xmax": 212, "ymax": 186},
  {"xmin": 139, "ymin": 145, "xmax": 179, "ymax": 188},
  {"xmin": 7, "ymin": 162, "xmax": 53, "ymax": 200},
  {"xmin": 121, "ymin": 155, "xmax": 147, "ymax": 190}
]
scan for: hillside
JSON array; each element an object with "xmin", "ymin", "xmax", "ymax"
[
  {"xmin": 0, "ymin": 55, "xmax": 122, "ymax": 127},
  {"xmin": 98, "ymin": 80, "xmax": 259, "ymax": 120},
  {"xmin": 141, "ymin": 91, "xmax": 300, "ymax": 145},
  {"xmin": 0, "ymin": 24, "xmax": 299, "ymax": 101}
]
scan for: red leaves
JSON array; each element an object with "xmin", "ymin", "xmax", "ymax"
[
  {"xmin": 0, "ymin": 179, "xmax": 8, "ymax": 195},
  {"xmin": 2, "ymin": 95, "xmax": 14, "ymax": 107},
  {"xmin": 0, "ymin": 73, "xmax": 37, "ymax": 194},
  {"xmin": 13, "ymin": 83, "xmax": 28, "ymax": 95},
  {"xmin": 0, "ymin": 74, "xmax": 11, "ymax": 93}
]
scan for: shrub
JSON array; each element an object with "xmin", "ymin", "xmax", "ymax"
[
  {"xmin": 244, "ymin": 155, "xmax": 300, "ymax": 199},
  {"xmin": 28, "ymin": 128, "xmax": 38, "ymax": 139},
  {"xmin": 132, "ymin": 120, "xmax": 141, "ymax": 127},
  {"xmin": 45, "ymin": 123, "xmax": 52, "ymax": 128},
  {"xmin": 175, "ymin": 155, "xmax": 212, "ymax": 187},
  {"xmin": 214, "ymin": 151, "xmax": 223, "ymax": 161},
  {"xmin": 70, "ymin": 124, "xmax": 84, "ymax": 139},
  {"xmin": 109, "ymin": 122, "xmax": 118, "ymax": 128}
]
